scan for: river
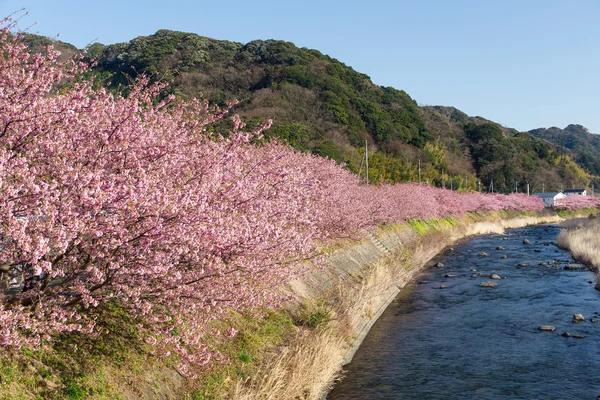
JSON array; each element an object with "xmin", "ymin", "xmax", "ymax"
[{"xmin": 327, "ymin": 224, "xmax": 600, "ymax": 399}]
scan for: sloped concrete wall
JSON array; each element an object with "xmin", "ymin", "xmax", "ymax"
[{"xmin": 282, "ymin": 213, "xmax": 563, "ymax": 398}]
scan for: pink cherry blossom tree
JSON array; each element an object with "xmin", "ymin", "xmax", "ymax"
[
  {"xmin": 554, "ymin": 195, "xmax": 600, "ymax": 210},
  {"xmin": 0, "ymin": 15, "xmax": 552, "ymax": 374}
]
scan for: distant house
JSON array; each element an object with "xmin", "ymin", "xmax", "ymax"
[
  {"xmin": 532, "ymin": 192, "xmax": 567, "ymax": 207},
  {"xmin": 564, "ymin": 189, "xmax": 587, "ymax": 197}
]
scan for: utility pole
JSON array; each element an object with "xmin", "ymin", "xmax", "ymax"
[
  {"xmin": 490, "ymin": 179, "xmax": 494, "ymax": 193},
  {"xmin": 418, "ymin": 159, "xmax": 421, "ymax": 183},
  {"xmin": 451, "ymin": 179, "xmax": 453, "ymax": 191},
  {"xmin": 465, "ymin": 174, "xmax": 468, "ymax": 191},
  {"xmin": 478, "ymin": 180, "xmax": 481, "ymax": 193},
  {"xmin": 527, "ymin": 183, "xmax": 530, "ymax": 196},
  {"xmin": 515, "ymin": 180, "xmax": 518, "ymax": 193},
  {"xmin": 542, "ymin": 183, "xmax": 545, "ymax": 193},
  {"xmin": 365, "ymin": 140, "xmax": 369, "ymax": 185}
]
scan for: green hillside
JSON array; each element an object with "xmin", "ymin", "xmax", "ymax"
[
  {"xmin": 530, "ymin": 124, "xmax": 600, "ymax": 178},
  {"xmin": 29, "ymin": 29, "xmax": 598, "ymax": 193}
]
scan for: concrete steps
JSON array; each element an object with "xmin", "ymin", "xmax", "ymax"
[{"xmin": 367, "ymin": 233, "xmax": 391, "ymax": 255}]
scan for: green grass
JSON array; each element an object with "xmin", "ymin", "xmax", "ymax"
[
  {"xmin": 190, "ymin": 310, "xmax": 295, "ymax": 400},
  {"xmin": 0, "ymin": 302, "xmax": 157, "ymax": 399},
  {"xmin": 430, "ymin": 217, "xmax": 459, "ymax": 229},
  {"xmin": 64, "ymin": 382, "xmax": 87, "ymax": 400},
  {"xmin": 293, "ymin": 300, "xmax": 332, "ymax": 329},
  {"xmin": 556, "ymin": 207, "xmax": 599, "ymax": 218},
  {"xmin": 407, "ymin": 216, "xmax": 460, "ymax": 236},
  {"xmin": 408, "ymin": 219, "xmax": 431, "ymax": 235}
]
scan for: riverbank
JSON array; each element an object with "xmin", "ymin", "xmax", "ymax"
[
  {"xmin": 328, "ymin": 222, "xmax": 600, "ymax": 399},
  {"xmin": 557, "ymin": 214, "xmax": 600, "ymax": 289},
  {"xmin": 0, "ymin": 210, "xmax": 592, "ymax": 399},
  {"xmin": 225, "ymin": 210, "xmax": 582, "ymax": 400}
]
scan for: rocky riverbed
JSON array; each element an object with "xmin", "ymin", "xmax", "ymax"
[{"xmin": 328, "ymin": 224, "xmax": 600, "ymax": 399}]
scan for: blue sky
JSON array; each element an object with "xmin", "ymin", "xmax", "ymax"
[{"xmin": 1, "ymin": 0, "xmax": 599, "ymax": 133}]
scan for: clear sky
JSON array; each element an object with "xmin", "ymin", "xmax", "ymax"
[{"xmin": 1, "ymin": 0, "xmax": 599, "ymax": 133}]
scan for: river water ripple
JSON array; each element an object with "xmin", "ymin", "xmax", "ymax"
[{"xmin": 328, "ymin": 224, "xmax": 600, "ymax": 399}]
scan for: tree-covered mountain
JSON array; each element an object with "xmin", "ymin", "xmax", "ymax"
[
  {"xmin": 26, "ymin": 30, "xmax": 599, "ymax": 193},
  {"xmin": 529, "ymin": 124, "xmax": 600, "ymax": 178}
]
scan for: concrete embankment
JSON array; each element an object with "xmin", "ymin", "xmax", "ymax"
[
  {"xmin": 233, "ymin": 212, "xmax": 567, "ymax": 399},
  {"xmin": 292, "ymin": 214, "xmax": 568, "ymax": 365}
]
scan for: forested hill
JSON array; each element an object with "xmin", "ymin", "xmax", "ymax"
[
  {"xmin": 529, "ymin": 124, "xmax": 600, "ymax": 177},
  {"xmin": 24, "ymin": 30, "xmax": 599, "ymax": 193}
]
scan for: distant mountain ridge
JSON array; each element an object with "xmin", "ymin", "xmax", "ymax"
[
  {"xmin": 529, "ymin": 124, "xmax": 600, "ymax": 177},
  {"xmin": 22, "ymin": 31, "xmax": 600, "ymax": 192}
]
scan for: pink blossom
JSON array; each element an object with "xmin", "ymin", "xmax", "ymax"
[{"xmin": 0, "ymin": 16, "xmax": 550, "ymax": 370}]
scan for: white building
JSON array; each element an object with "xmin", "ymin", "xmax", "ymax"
[
  {"xmin": 532, "ymin": 192, "xmax": 567, "ymax": 207},
  {"xmin": 564, "ymin": 189, "xmax": 587, "ymax": 197}
]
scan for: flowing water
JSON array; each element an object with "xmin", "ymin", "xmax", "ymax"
[{"xmin": 328, "ymin": 224, "xmax": 600, "ymax": 399}]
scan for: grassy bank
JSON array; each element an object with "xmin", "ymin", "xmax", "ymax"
[
  {"xmin": 556, "ymin": 215, "xmax": 600, "ymax": 287},
  {"xmin": 0, "ymin": 209, "xmax": 579, "ymax": 399},
  {"xmin": 0, "ymin": 303, "xmax": 185, "ymax": 400}
]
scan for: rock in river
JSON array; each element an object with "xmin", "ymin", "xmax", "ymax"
[
  {"xmin": 479, "ymin": 252, "xmax": 488, "ymax": 257},
  {"xmin": 444, "ymin": 274, "xmax": 456, "ymax": 278},
  {"xmin": 562, "ymin": 331, "xmax": 571, "ymax": 337},
  {"xmin": 573, "ymin": 314, "xmax": 585, "ymax": 322},
  {"xmin": 435, "ymin": 262, "xmax": 445, "ymax": 268},
  {"xmin": 538, "ymin": 325, "xmax": 555, "ymax": 332},
  {"xmin": 523, "ymin": 239, "xmax": 531, "ymax": 245},
  {"xmin": 565, "ymin": 264, "xmax": 586, "ymax": 271},
  {"xmin": 479, "ymin": 281, "xmax": 497, "ymax": 288},
  {"xmin": 496, "ymin": 246, "xmax": 505, "ymax": 251},
  {"xmin": 490, "ymin": 274, "xmax": 501, "ymax": 280}
]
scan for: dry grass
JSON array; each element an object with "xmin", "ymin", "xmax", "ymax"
[
  {"xmin": 500, "ymin": 214, "xmax": 562, "ymax": 229},
  {"xmin": 225, "ymin": 233, "xmax": 417, "ymax": 399},
  {"xmin": 557, "ymin": 217, "xmax": 600, "ymax": 270},
  {"xmin": 230, "ymin": 329, "xmax": 345, "ymax": 400},
  {"xmin": 467, "ymin": 222, "xmax": 505, "ymax": 235}
]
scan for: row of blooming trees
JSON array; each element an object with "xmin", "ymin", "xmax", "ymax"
[
  {"xmin": 554, "ymin": 195, "xmax": 600, "ymax": 210},
  {"xmin": 0, "ymin": 17, "xmax": 548, "ymax": 372}
]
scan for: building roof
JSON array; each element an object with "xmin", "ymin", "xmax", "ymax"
[
  {"xmin": 564, "ymin": 189, "xmax": 586, "ymax": 193},
  {"xmin": 532, "ymin": 192, "xmax": 563, "ymax": 198}
]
